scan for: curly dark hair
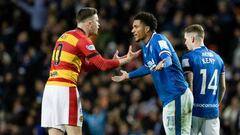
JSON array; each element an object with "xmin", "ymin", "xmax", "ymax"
[{"xmin": 133, "ymin": 11, "xmax": 157, "ymax": 31}]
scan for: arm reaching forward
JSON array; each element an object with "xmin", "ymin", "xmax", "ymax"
[
  {"xmin": 114, "ymin": 45, "xmax": 141, "ymax": 66},
  {"xmin": 112, "ymin": 70, "xmax": 129, "ymax": 82},
  {"xmin": 112, "ymin": 65, "xmax": 150, "ymax": 82}
]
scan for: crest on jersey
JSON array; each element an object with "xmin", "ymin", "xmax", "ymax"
[
  {"xmin": 158, "ymin": 40, "xmax": 169, "ymax": 50},
  {"xmin": 86, "ymin": 44, "xmax": 96, "ymax": 50},
  {"xmin": 79, "ymin": 115, "xmax": 83, "ymax": 122},
  {"xmin": 182, "ymin": 58, "xmax": 190, "ymax": 67}
]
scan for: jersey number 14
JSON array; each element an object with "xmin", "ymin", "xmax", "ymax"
[{"xmin": 200, "ymin": 69, "xmax": 218, "ymax": 95}]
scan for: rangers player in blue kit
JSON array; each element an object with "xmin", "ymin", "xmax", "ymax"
[
  {"xmin": 181, "ymin": 24, "xmax": 226, "ymax": 135},
  {"xmin": 112, "ymin": 11, "xmax": 193, "ymax": 135}
]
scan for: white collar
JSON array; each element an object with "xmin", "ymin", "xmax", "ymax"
[{"xmin": 146, "ymin": 32, "xmax": 156, "ymax": 48}]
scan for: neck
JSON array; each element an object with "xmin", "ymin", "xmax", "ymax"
[
  {"xmin": 193, "ymin": 41, "xmax": 204, "ymax": 50},
  {"xmin": 77, "ymin": 23, "xmax": 88, "ymax": 36},
  {"xmin": 143, "ymin": 31, "xmax": 154, "ymax": 44}
]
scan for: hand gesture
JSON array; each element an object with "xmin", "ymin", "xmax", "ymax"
[
  {"xmin": 154, "ymin": 59, "xmax": 166, "ymax": 71},
  {"xmin": 112, "ymin": 70, "xmax": 129, "ymax": 82},
  {"xmin": 117, "ymin": 45, "xmax": 141, "ymax": 66},
  {"xmin": 113, "ymin": 50, "xmax": 120, "ymax": 59},
  {"xmin": 126, "ymin": 45, "xmax": 141, "ymax": 62}
]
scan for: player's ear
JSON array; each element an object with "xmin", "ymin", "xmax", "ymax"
[
  {"xmin": 145, "ymin": 26, "xmax": 150, "ymax": 32},
  {"xmin": 192, "ymin": 37, "xmax": 195, "ymax": 43}
]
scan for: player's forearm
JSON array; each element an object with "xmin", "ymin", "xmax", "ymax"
[
  {"xmin": 89, "ymin": 55, "xmax": 119, "ymax": 71},
  {"xmin": 160, "ymin": 52, "xmax": 172, "ymax": 68},
  {"xmin": 184, "ymin": 72, "xmax": 193, "ymax": 91},
  {"xmin": 163, "ymin": 56, "xmax": 172, "ymax": 68},
  {"xmin": 129, "ymin": 66, "xmax": 150, "ymax": 79},
  {"xmin": 82, "ymin": 62, "xmax": 98, "ymax": 72},
  {"xmin": 218, "ymin": 73, "xmax": 226, "ymax": 103}
]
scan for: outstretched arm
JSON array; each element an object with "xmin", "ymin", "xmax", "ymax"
[
  {"xmin": 114, "ymin": 45, "xmax": 141, "ymax": 65},
  {"xmin": 86, "ymin": 46, "xmax": 140, "ymax": 71},
  {"xmin": 154, "ymin": 52, "xmax": 172, "ymax": 71},
  {"xmin": 112, "ymin": 65, "xmax": 150, "ymax": 82},
  {"xmin": 14, "ymin": 0, "xmax": 34, "ymax": 15},
  {"xmin": 112, "ymin": 70, "xmax": 129, "ymax": 82}
]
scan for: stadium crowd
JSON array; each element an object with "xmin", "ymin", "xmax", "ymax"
[{"xmin": 0, "ymin": 0, "xmax": 240, "ymax": 135}]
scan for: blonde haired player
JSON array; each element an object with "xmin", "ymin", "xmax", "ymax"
[
  {"xmin": 182, "ymin": 24, "xmax": 226, "ymax": 135},
  {"xmin": 41, "ymin": 7, "xmax": 140, "ymax": 135}
]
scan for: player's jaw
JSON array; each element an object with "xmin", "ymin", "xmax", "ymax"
[{"xmin": 132, "ymin": 31, "xmax": 145, "ymax": 42}]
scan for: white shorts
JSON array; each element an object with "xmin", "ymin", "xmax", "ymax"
[
  {"xmin": 41, "ymin": 85, "xmax": 83, "ymax": 132},
  {"xmin": 162, "ymin": 88, "xmax": 193, "ymax": 135},
  {"xmin": 191, "ymin": 116, "xmax": 220, "ymax": 135}
]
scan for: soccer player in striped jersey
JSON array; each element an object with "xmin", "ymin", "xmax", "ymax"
[
  {"xmin": 181, "ymin": 24, "xmax": 226, "ymax": 135},
  {"xmin": 41, "ymin": 7, "xmax": 140, "ymax": 135},
  {"xmin": 112, "ymin": 12, "xmax": 193, "ymax": 135}
]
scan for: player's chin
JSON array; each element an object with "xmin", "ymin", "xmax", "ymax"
[{"xmin": 135, "ymin": 38, "xmax": 141, "ymax": 42}]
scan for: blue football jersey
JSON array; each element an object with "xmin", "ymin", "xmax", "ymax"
[
  {"xmin": 140, "ymin": 33, "xmax": 188, "ymax": 106},
  {"xmin": 182, "ymin": 46, "xmax": 225, "ymax": 118}
]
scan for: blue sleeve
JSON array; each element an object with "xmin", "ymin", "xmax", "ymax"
[
  {"xmin": 129, "ymin": 65, "xmax": 150, "ymax": 79},
  {"xmin": 16, "ymin": 0, "xmax": 34, "ymax": 15},
  {"xmin": 155, "ymin": 34, "xmax": 172, "ymax": 68},
  {"xmin": 160, "ymin": 53, "xmax": 172, "ymax": 68},
  {"xmin": 220, "ymin": 57, "xmax": 225, "ymax": 73},
  {"xmin": 83, "ymin": 112, "xmax": 90, "ymax": 121},
  {"xmin": 181, "ymin": 53, "xmax": 192, "ymax": 72}
]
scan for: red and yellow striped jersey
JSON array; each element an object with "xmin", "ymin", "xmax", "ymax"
[{"xmin": 46, "ymin": 28, "xmax": 119, "ymax": 87}]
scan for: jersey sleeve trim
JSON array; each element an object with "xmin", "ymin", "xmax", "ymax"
[
  {"xmin": 86, "ymin": 52, "xmax": 99, "ymax": 59},
  {"xmin": 159, "ymin": 50, "xmax": 171, "ymax": 57},
  {"xmin": 183, "ymin": 67, "xmax": 192, "ymax": 72}
]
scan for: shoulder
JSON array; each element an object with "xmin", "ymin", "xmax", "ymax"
[
  {"xmin": 181, "ymin": 52, "xmax": 192, "ymax": 67},
  {"xmin": 151, "ymin": 33, "xmax": 169, "ymax": 49},
  {"xmin": 68, "ymin": 30, "xmax": 93, "ymax": 44},
  {"xmin": 182, "ymin": 51, "xmax": 194, "ymax": 59},
  {"xmin": 152, "ymin": 33, "xmax": 166, "ymax": 41},
  {"xmin": 209, "ymin": 49, "xmax": 224, "ymax": 61}
]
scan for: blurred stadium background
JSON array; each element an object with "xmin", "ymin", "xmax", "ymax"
[{"xmin": 0, "ymin": 0, "xmax": 240, "ymax": 135}]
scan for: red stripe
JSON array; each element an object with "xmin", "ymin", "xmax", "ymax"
[
  {"xmin": 56, "ymin": 41, "xmax": 79, "ymax": 55},
  {"xmin": 51, "ymin": 61, "xmax": 80, "ymax": 73},
  {"xmin": 69, "ymin": 87, "xmax": 78, "ymax": 125},
  {"xmin": 68, "ymin": 30, "xmax": 93, "ymax": 46},
  {"xmin": 68, "ymin": 29, "xmax": 85, "ymax": 40},
  {"xmin": 48, "ymin": 78, "xmax": 76, "ymax": 84},
  {"xmin": 89, "ymin": 55, "xmax": 119, "ymax": 71}
]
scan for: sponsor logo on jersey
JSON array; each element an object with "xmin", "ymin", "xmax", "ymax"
[
  {"xmin": 86, "ymin": 44, "xmax": 95, "ymax": 50},
  {"xmin": 60, "ymin": 34, "xmax": 67, "ymax": 39},
  {"xmin": 147, "ymin": 58, "xmax": 157, "ymax": 71},
  {"xmin": 79, "ymin": 115, "xmax": 83, "ymax": 122},
  {"xmin": 50, "ymin": 71, "xmax": 58, "ymax": 77}
]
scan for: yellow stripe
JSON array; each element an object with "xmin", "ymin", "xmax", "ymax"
[
  {"xmin": 49, "ymin": 70, "xmax": 78, "ymax": 83},
  {"xmin": 51, "ymin": 51, "xmax": 82, "ymax": 72},
  {"xmin": 57, "ymin": 33, "xmax": 78, "ymax": 46},
  {"xmin": 46, "ymin": 81, "xmax": 76, "ymax": 87}
]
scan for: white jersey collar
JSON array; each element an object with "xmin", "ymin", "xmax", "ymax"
[{"xmin": 146, "ymin": 32, "xmax": 156, "ymax": 48}]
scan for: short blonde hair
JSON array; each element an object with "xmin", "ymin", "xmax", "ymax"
[
  {"xmin": 76, "ymin": 7, "xmax": 97, "ymax": 22},
  {"xmin": 184, "ymin": 24, "xmax": 205, "ymax": 39}
]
